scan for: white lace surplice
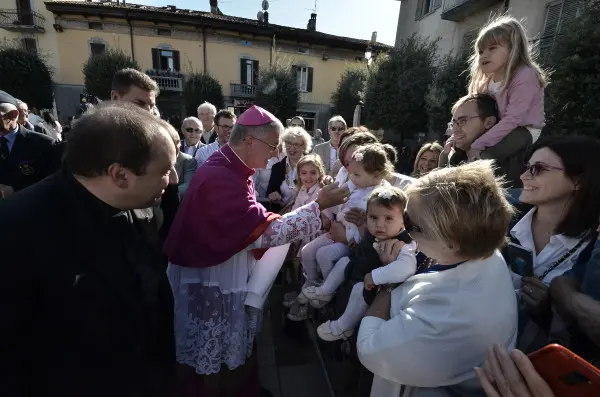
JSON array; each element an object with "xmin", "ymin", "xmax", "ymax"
[{"xmin": 167, "ymin": 202, "xmax": 322, "ymax": 375}]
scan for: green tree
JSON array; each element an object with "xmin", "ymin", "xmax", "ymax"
[
  {"xmin": 426, "ymin": 52, "xmax": 469, "ymax": 138},
  {"xmin": 363, "ymin": 34, "xmax": 438, "ymax": 145},
  {"xmin": 331, "ymin": 67, "xmax": 367, "ymax": 126},
  {"xmin": 0, "ymin": 47, "xmax": 53, "ymax": 109},
  {"xmin": 544, "ymin": 0, "xmax": 600, "ymax": 139},
  {"xmin": 255, "ymin": 58, "xmax": 299, "ymax": 123},
  {"xmin": 82, "ymin": 48, "xmax": 139, "ymax": 100},
  {"xmin": 183, "ymin": 72, "xmax": 224, "ymax": 116}
]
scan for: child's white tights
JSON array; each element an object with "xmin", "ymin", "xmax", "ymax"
[
  {"xmin": 329, "ymin": 282, "xmax": 369, "ymax": 335},
  {"xmin": 301, "ymin": 234, "xmax": 349, "ymax": 282},
  {"xmin": 316, "ymin": 256, "xmax": 350, "ymax": 295}
]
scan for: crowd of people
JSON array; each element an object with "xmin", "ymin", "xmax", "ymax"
[{"xmin": 1, "ymin": 14, "xmax": 599, "ymax": 397}]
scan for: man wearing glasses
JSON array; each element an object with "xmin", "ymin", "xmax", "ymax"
[
  {"xmin": 180, "ymin": 117, "xmax": 204, "ymax": 158},
  {"xmin": 440, "ymin": 93, "xmax": 528, "ymax": 188},
  {"xmin": 195, "ymin": 109, "xmax": 236, "ymax": 166},
  {"xmin": 314, "ymin": 115, "xmax": 346, "ymax": 175}
]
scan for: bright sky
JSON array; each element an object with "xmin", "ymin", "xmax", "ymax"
[{"xmin": 134, "ymin": 0, "xmax": 400, "ymax": 45}]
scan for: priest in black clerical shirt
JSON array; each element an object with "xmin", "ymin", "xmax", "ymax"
[{"xmin": 0, "ymin": 103, "xmax": 178, "ymax": 396}]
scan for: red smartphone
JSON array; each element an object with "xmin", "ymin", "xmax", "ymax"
[{"xmin": 528, "ymin": 344, "xmax": 600, "ymax": 397}]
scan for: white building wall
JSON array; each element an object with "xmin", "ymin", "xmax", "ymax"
[{"xmin": 396, "ymin": 0, "xmax": 553, "ymax": 57}]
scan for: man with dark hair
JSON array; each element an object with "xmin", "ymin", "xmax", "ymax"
[
  {"xmin": 195, "ymin": 108, "xmax": 237, "ymax": 166},
  {"xmin": 111, "ymin": 68, "xmax": 159, "ymax": 111},
  {"xmin": 0, "ymin": 90, "xmax": 57, "ymax": 197},
  {"xmin": 0, "ymin": 102, "xmax": 177, "ymax": 396},
  {"xmin": 440, "ymin": 93, "xmax": 526, "ymax": 187}
]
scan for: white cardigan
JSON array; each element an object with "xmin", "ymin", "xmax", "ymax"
[{"xmin": 357, "ymin": 250, "xmax": 518, "ymax": 397}]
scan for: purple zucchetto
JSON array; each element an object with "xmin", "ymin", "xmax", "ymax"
[{"xmin": 237, "ymin": 105, "xmax": 277, "ymax": 126}]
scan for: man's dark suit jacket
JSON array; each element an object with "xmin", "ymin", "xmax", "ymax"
[
  {"xmin": 0, "ymin": 169, "xmax": 176, "ymax": 396},
  {"xmin": 0, "ymin": 125, "xmax": 58, "ymax": 191}
]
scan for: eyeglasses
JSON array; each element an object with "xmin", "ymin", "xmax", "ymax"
[
  {"xmin": 218, "ymin": 124, "xmax": 233, "ymax": 131},
  {"xmin": 330, "ymin": 126, "xmax": 345, "ymax": 132},
  {"xmin": 249, "ymin": 135, "xmax": 278, "ymax": 152},
  {"xmin": 285, "ymin": 141, "xmax": 304, "ymax": 149},
  {"xmin": 523, "ymin": 162, "xmax": 564, "ymax": 177},
  {"xmin": 449, "ymin": 115, "xmax": 480, "ymax": 128},
  {"xmin": 404, "ymin": 211, "xmax": 423, "ymax": 234},
  {"xmin": 185, "ymin": 127, "xmax": 201, "ymax": 133},
  {"xmin": 290, "ymin": 123, "xmax": 303, "ymax": 127}
]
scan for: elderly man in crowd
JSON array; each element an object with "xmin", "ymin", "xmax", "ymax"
[
  {"xmin": 0, "ymin": 103, "xmax": 177, "ymax": 396},
  {"xmin": 197, "ymin": 101, "xmax": 217, "ymax": 144},
  {"xmin": 180, "ymin": 116, "xmax": 204, "ymax": 159},
  {"xmin": 195, "ymin": 109, "xmax": 236, "ymax": 166},
  {"xmin": 164, "ymin": 105, "xmax": 349, "ymax": 397},
  {"xmin": 313, "ymin": 115, "xmax": 346, "ymax": 176},
  {"xmin": 15, "ymin": 99, "xmax": 49, "ymax": 135},
  {"xmin": 0, "ymin": 90, "xmax": 58, "ymax": 198}
]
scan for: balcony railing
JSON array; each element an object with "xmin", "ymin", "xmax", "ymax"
[
  {"xmin": 0, "ymin": 9, "xmax": 45, "ymax": 32},
  {"xmin": 441, "ymin": 0, "xmax": 502, "ymax": 22},
  {"xmin": 152, "ymin": 76, "xmax": 184, "ymax": 92},
  {"xmin": 230, "ymin": 82, "xmax": 257, "ymax": 98}
]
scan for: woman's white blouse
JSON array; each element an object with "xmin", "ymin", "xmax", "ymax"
[
  {"xmin": 278, "ymin": 158, "xmax": 297, "ymax": 206},
  {"xmin": 510, "ymin": 208, "xmax": 590, "ymax": 287}
]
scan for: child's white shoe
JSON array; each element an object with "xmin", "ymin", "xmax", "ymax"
[
  {"xmin": 317, "ymin": 321, "xmax": 354, "ymax": 342},
  {"xmin": 282, "ymin": 291, "xmax": 299, "ymax": 308},
  {"xmin": 287, "ymin": 303, "xmax": 308, "ymax": 322},
  {"xmin": 302, "ymin": 285, "xmax": 334, "ymax": 309}
]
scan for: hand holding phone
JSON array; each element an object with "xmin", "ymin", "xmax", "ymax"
[
  {"xmin": 528, "ymin": 344, "xmax": 600, "ymax": 397},
  {"xmin": 506, "ymin": 243, "xmax": 534, "ymax": 277}
]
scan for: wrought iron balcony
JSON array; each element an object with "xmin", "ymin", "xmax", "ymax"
[
  {"xmin": 0, "ymin": 9, "xmax": 45, "ymax": 32},
  {"xmin": 441, "ymin": 0, "xmax": 503, "ymax": 22},
  {"xmin": 151, "ymin": 75, "xmax": 184, "ymax": 92},
  {"xmin": 230, "ymin": 82, "xmax": 257, "ymax": 98}
]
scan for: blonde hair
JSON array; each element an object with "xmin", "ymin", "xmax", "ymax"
[
  {"xmin": 351, "ymin": 143, "xmax": 395, "ymax": 180},
  {"xmin": 412, "ymin": 141, "xmax": 443, "ymax": 176},
  {"xmin": 406, "ymin": 160, "xmax": 514, "ymax": 259},
  {"xmin": 468, "ymin": 15, "xmax": 547, "ymax": 94},
  {"xmin": 295, "ymin": 154, "xmax": 326, "ymax": 190},
  {"xmin": 281, "ymin": 126, "xmax": 313, "ymax": 154}
]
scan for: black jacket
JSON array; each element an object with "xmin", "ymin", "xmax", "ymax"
[
  {"xmin": 0, "ymin": 169, "xmax": 175, "ymax": 396},
  {"xmin": 200, "ymin": 129, "xmax": 216, "ymax": 144},
  {"xmin": 265, "ymin": 157, "xmax": 288, "ymax": 213},
  {"xmin": 0, "ymin": 125, "xmax": 58, "ymax": 191}
]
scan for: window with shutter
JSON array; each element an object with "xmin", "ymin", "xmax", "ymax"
[
  {"xmin": 173, "ymin": 50, "xmax": 180, "ymax": 72},
  {"xmin": 295, "ymin": 66, "xmax": 310, "ymax": 92},
  {"xmin": 415, "ymin": 0, "xmax": 441, "ymax": 20},
  {"xmin": 21, "ymin": 38, "xmax": 37, "ymax": 55},
  {"xmin": 307, "ymin": 68, "xmax": 313, "ymax": 93},
  {"xmin": 89, "ymin": 42, "xmax": 106, "ymax": 56},
  {"xmin": 461, "ymin": 30, "xmax": 478, "ymax": 55},
  {"xmin": 539, "ymin": 0, "xmax": 582, "ymax": 61},
  {"xmin": 151, "ymin": 48, "xmax": 160, "ymax": 69}
]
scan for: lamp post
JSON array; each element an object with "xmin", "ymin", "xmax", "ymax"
[{"xmin": 364, "ymin": 44, "xmax": 373, "ymax": 68}]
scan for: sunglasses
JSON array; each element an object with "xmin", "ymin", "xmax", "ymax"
[
  {"xmin": 404, "ymin": 211, "xmax": 423, "ymax": 234},
  {"xmin": 330, "ymin": 126, "xmax": 344, "ymax": 132},
  {"xmin": 185, "ymin": 127, "xmax": 201, "ymax": 133},
  {"xmin": 524, "ymin": 162, "xmax": 564, "ymax": 177}
]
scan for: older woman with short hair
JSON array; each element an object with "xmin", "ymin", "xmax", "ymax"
[
  {"xmin": 266, "ymin": 126, "xmax": 313, "ymax": 212},
  {"xmin": 357, "ymin": 160, "xmax": 518, "ymax": 397},
  {"xmin": 314, "ymin": 115, "xmax": 347, "ymax": 175}
]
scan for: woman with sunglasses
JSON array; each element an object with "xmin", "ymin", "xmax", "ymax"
[
  {"xmin": 508, "ymin": 136, "xmax": 600, "ymax": 352},
  {"xmin": 357, "ymin": 160, "xmax": 518, "ymax": 397}
]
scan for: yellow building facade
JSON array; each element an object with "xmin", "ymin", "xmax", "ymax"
[{"xmin": 1, "ymin": 0, "xmax": 389, "ymax": 130}]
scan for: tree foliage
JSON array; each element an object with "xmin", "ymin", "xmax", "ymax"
[
  {"xmin": 255, "ymin": 58, "xmax": 299, "ymax": 123},
  {"xmin": 82, "ymin": 48, "xmax": 139, "ymax": 100},
  {"xmin": 544, "ymin": 0, "xmax": 600, "ymax": 139},
  {"xmin": 0, "ymin": 47, "xmax": 53, "ymax": 109},
  {"xmin": 426, "ymin": 52, "xmax": 469, "ymax": 138},
  {"xmin": 331, "ymin": 67, "xmax": 367, "ymax": 126},
  {"xmin": 183, "ymin": 72, "xmax": 224, "ymax": 116},
  {"xmin": 363, "ymin": 34, "xmax": 438, "ymax": 144}
]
